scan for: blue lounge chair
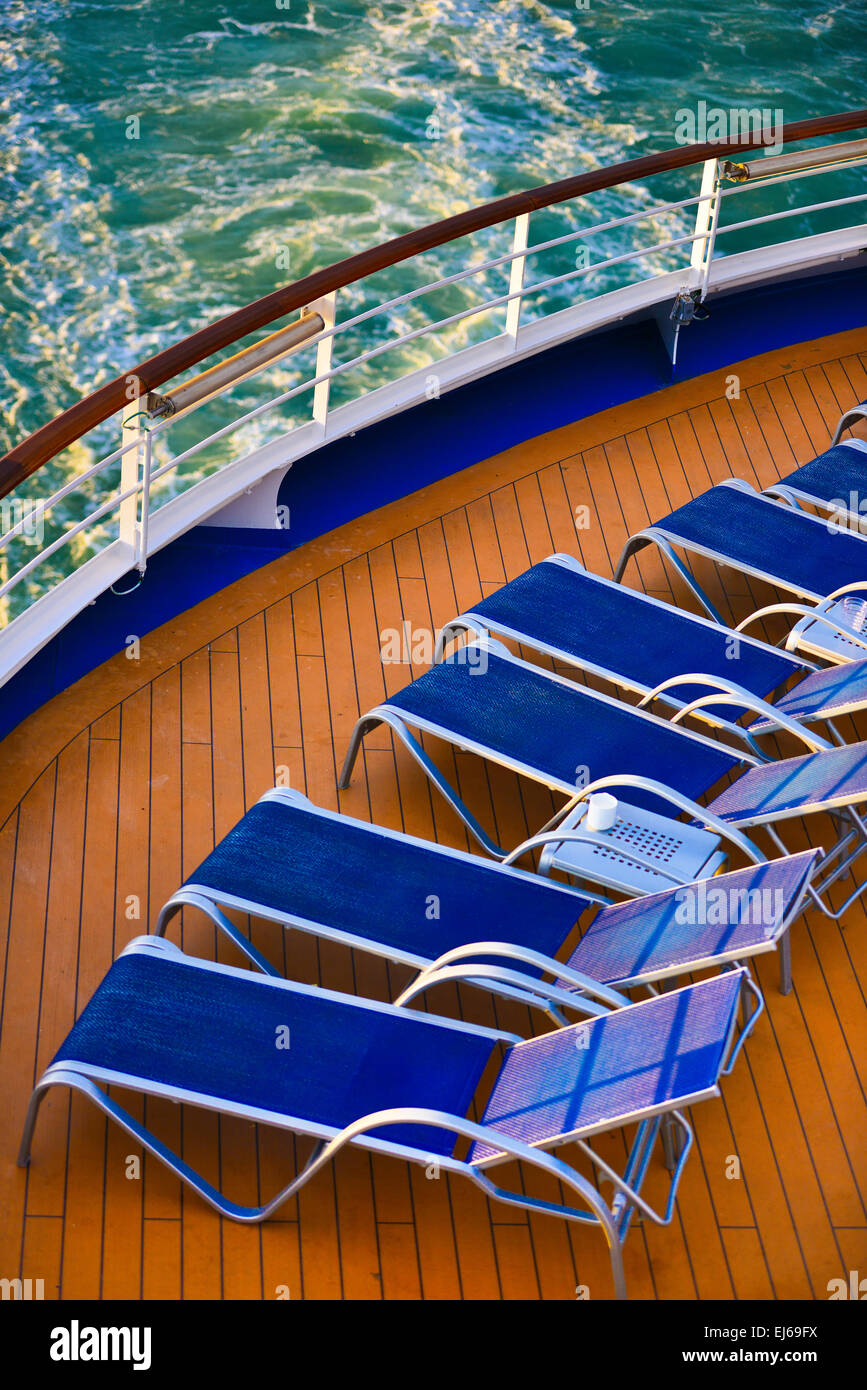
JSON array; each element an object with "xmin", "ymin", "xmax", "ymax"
[
  {"xmin": 18, "ymin": 934, "xmax": 755, "ymax": 1300},
  {"xmin": 157, "ymin": 788, "xmax": 819, "ymax": 995},
  {"xmin": 434, "ymin": 554, "xmax": 867, "ymax": 752},
  {"xmin": 614, "ymin": 479, "xmax": 867, "ymax": 664},
  {"xmin": 395, "ymin": 852, "xmax": 818, "ymax": 1000},
  {"xmin": 157, "ymin": 785, "xmax": 618, "ymax": 1017},
  {"xmin": 339, "ymin": 641, "xmax": 867, "ymax": 918},
  {"xmin": 764, "ymin": 395, "xmax": 867, "ymax": 528},
  {"xmin": 768, "ymin": 438, "xmax": 867, "ymax": 528}
]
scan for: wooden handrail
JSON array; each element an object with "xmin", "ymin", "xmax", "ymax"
[{"xmin": 3, "ymin": 107, "xmax": 866, "ymax": 497}]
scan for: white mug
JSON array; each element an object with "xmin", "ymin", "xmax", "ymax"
[{"xmin": 586, "ymin": 792, "xmax": 618, "ymax": 832}]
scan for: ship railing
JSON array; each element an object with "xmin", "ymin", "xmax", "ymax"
[{"xmin": 0, "ymin": 113, "xmax": 865, "ymax": 684}]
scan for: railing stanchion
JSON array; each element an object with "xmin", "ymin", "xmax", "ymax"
[
  {"xmin": 137, "ymin": 430, "xmax": 153, "ymax": 574},
  {"xmin": 506, "ymin": 213, "xmax": 529, "ymax": 347},
  {"xmin": 311, "ymin": 291, "xmax": 338, "ymax": 436},
  {"xmin": 691, "ymin": 158, "xmax": 721, "ymax": 299},
  {"xmin": 119, "ymin": 393, "xmax": 146, "ymax": 558}
]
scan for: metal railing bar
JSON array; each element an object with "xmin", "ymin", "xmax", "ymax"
[
  {"xmin": 7, "ymin": 169, "xmax": 866, "ymax": 603},
  {"xmin": 0, "ymin": 436, "xmax": 145, "ymax": 551},
  {"xmin": 142, "ymin": 228, "xmax": 703, "ymax": 488},
  {"xmin": 714, "ymin": 191, "xmax": 867, "ymax": 238},
  {"xmin": 7, "ymin": 109, "xmax": 863, "ymax": 487},
  {"xmin": 312, "ymin": 190, "xmax": 709, "ymax": 337},
  {"xmin": 521, "ymin": 230, "xmax": 699, "ymax": 292},
  {"xmin": 114, "ymin": 180, "xmax": 863, "ymax": 472},
  {"xmin": 13, "ymin": 165, "xmax": 864, "ymax": 573},
  {"xmin": 11, "ymin": 162, "xmax": 862, "ymax": 515},
  {"xmin": 0, "ymin": 477, "xmax": 144, "ymax": 600},
  {"xmin": 139, "ymin": 189, "xmax": 711, "ymax": 440},
  {"xmin": 8, "ymin": 170, "xmax": 862, "ymax": 516},
  {"xmin": 6, "ymin": 222, "xmax": 706, "ymax": 566}
]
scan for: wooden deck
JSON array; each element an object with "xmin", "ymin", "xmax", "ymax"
[{"xmin": 2, "ymin": 327, "xmax": 867, "ymax": 1301}]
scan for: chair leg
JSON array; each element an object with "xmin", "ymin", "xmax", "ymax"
[
  {"xmin": 660, "ymin": 1113, "xmax": 683, "ymax": 1172},
  {"xmin": 17, "ymin": 1083, "xmax": 50, "ymax": 1167},
  {"xmin": 338, "ymin": 715, "xmax": 382, "ymax": 789},
  {"xmin": 157, "ymin": 890, "xmax": 280, "ymax": 977},
  {"xmin": 608, "ymin": 1239, "xmax": 628, "ymax": 1302},
  {"xmin": 778, "ymin": 928, "xmax": 793, "ymax": 995},
  {"xmin": 19, "ymin": 1067, "xmax": 327, "ymax": 1222}
]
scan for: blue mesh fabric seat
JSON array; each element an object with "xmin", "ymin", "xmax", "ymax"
[
  {"xmin": 381, "ymin": 649, "xmax": 739, "ymax": 799},
  {"xmin": 161, "ymin": 790, "xmax": 819, "ymax": 1004},
  {"xmin": 466, "ymin": 558, "xmax": 802, "ymax": 712},
  {"xmin": 445, "ymin": 556, "xmax": 867, "ymax": 735},
  {"xmin": 163, "ymin": 791, "xmax": 586, "ymax": 973},
  {"xmin": 20, "ymin": 937, "xmax": 754, "ymax": 1300},
  {"xmin": 467, "ymin": 970, "xmax": 743, "ymax": 1164},
  {"xmin": 340, "ymin": 612, "xmax": 867, "ymax": 923},
  {"xmin": 50, "ymin": 946, "xmax": 493, "ymax": 1155},
  {"xmin": 339, "ymin": 640, "xmax": 867, "ymax": 912},
  {"xmin": 647, "ymin": 485, "xmax": 867, "ymax": 597},
  {"xmin": 615, "ymin": 482, "xmax": 867, "ymax": 631},
  {"xmin": 775, "ymin": 440, "xmax": 867, "ymax": 510},
  {"xmin": 563, "ymin": 851, "xmax": 818, "ymax": 990}
]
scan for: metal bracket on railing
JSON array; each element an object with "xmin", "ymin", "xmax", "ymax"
[
  {"xmin": 141, "ymin": 312, "xmax": 325, "ymax": 422},
  {"xmin": 722, "ymin": 161, "xmax": 750, "ymax": 184},
  {"xmin": 659, "ymin": 156, "xmax": 719, "ymax": 372},
  {"xmin": 722, "ymin": 136, "xmax": 867, "ymax": 184},
  {"xmin": 669, "ymin": 288, "xmax": 708, "ymax": 326},
  {"xmin": 667, "ymin": 286, "xmax": 710, "ymax": 371}
]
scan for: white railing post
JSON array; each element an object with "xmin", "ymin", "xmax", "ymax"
[
  {"xmin": 136, "ymin": 430, "xmax": 153, "ymax": 573},
  {"xmin": 120, "ymin": 388, "xmax": 146, "ymax": 557},
  {"xmin": 0, "ymin": 550, "xmax": 8, "ymax": 628},
  {"xmin": 691, "ymin": 158, "xmax": 721, "ymax": 299},
  {"xmin": 309, "ymin": 290, "xmax": 338, "ymax": 436},
  {"xmin": 505, "ymin": 213, "xmax": 529, "ymax": 346}
]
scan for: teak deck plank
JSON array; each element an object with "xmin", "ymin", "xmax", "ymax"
[
  {"xmin": 0, "ymin": 777, "xmax": 54, "ymax": 1290},
  {"xmin": 2, "ymin": 328, "xmax": 867, "ymax": 1301},
  {"xmin": 69, "ymin": 737, "xmax": 130, "ymax": 1300}
]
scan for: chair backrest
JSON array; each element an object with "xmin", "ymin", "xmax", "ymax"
[
  {"xmin": 388, "ymin": 648, "xmax": 744, "ymax": 808},
  {"xmin": 187, "ymin": 796, "xmax": 587, "ymax": 965},
  {"xmin": 467, "ymin": 969, "xmax": 745, "ymax": 1163},
  {"xmin": 571, "ymin": 849, "xmax": 820, "ymax": 985},
  {"xmin": 706, "ymin": 739, "xmax": 867, "ymax": 823},
  {"xmin": 770, "ymin": 655, "xmax": 867, "ymax": 722},
  {"xmin": 470, "ymin": 558, "xmax": 804, "ymax": 701},
  {"xmin": 655, "ymin": 484, "xmax": 867, "ymax": 599}
]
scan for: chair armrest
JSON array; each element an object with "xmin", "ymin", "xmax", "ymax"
[
  {"xmin": 393, "ymin": 940, "xmax": 627, "ymax": 1012},
  {"xmin": 735, "ymin": 601, "xmax": 867, "ymax": 654},
  {"xmin": 641, "ymin": 673, "xmax": 832, "ymax": 752}
]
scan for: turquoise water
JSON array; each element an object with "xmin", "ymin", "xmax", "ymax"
[{"xmin": 0, "ymin": 0, "xmax": 864, "ymax": 612}]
